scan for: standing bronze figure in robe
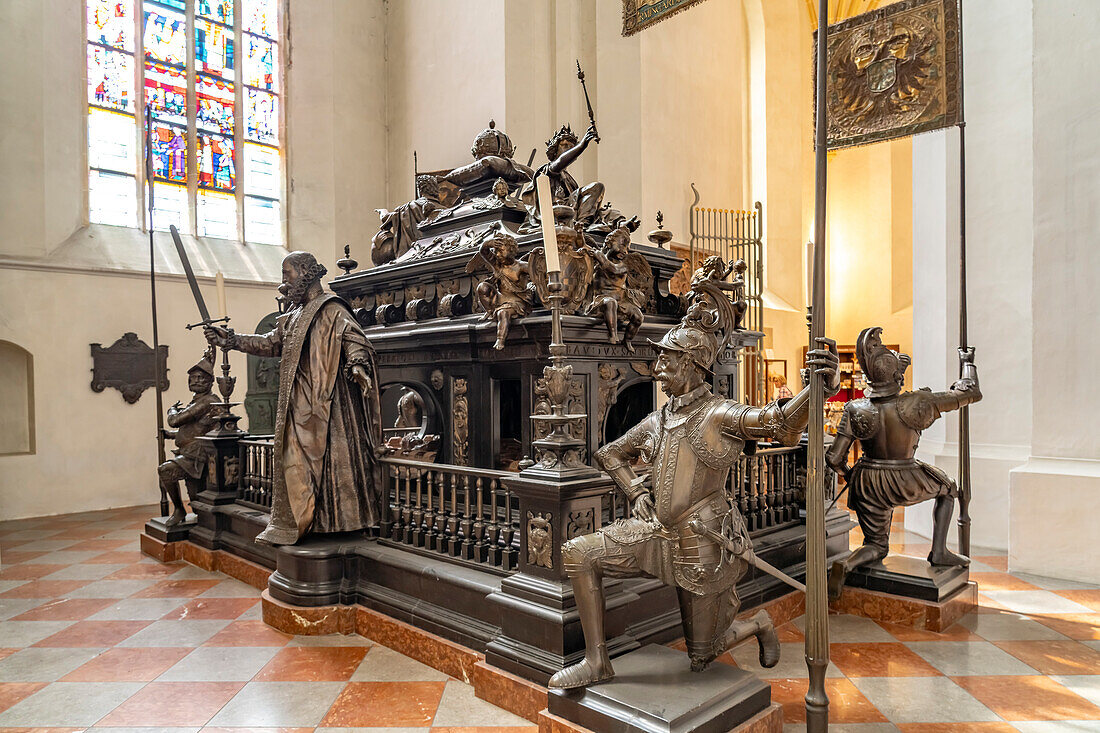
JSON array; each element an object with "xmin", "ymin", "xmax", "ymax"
[
  {"xmin": 205, "ymin": 251, "xmax": 383, "ymax": 546},
  {"xmin": 827, "ymin": 326, "xmax": 981, "ymax": 600},
  {"xmin": 549, "ymin": 263, "xmax": 840, "ymax": 689},
  {"xmin": 158, "ymin": 347, "xmax": 218, "ymax": 526}
]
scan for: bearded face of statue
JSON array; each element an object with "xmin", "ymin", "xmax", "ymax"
[
  {"xmin": 280, "ymin": 261, "xmax": 314, "ymax": 305},
  {"xmin": 188, "ymin": 371, "xmax": 214, "ymax": 394},
  {"xmin": 654, "ymin": 349, "xmax": 704, "ymax": 398}
]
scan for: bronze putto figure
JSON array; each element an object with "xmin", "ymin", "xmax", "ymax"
[
  {"xmin": 467, "ymin": 231, "xmax": 538, "ymax": 350},
  {"xmin": 549, "ymin": 261, "xmax": 840, "ymax": 689},
  {"xmin": 826, "ymin": 326, "xmax": 982, "ymax": 600}
]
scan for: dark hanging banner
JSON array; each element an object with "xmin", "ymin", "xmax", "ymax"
[
  {"xmin": 621, "ymin": 0, "xmax": 709, "ymax": 37},
  {"xmin": 814, "ymin": 0, "xmax": 962, "ymax": 150}
]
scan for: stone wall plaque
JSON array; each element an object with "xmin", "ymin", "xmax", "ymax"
[{"xmin": 90, "ymin": 332, "xmax": 169, "ymax": 404}]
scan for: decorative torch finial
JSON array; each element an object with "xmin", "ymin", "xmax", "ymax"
[
  {"xmin": 337, "ymin": 244, "xmax": 358, "ymax": 276},
  {"xmin": 648, "ymin": 211, "xmax": 673, "ymax": 249}
]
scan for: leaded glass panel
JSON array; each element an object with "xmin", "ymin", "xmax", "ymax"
[
  {"xmin": 243, "ymin": 142, "xmax": 279, "ymax": 197},
  {"xmin": 245, "ymin": 90, "xmax": 277, "ymax": 145},
  {"xmin": 149, "ymin": 182, "xmax": 189, "ymax": 232},
  {"xmin": 197, "ymin": 0, "xmax": 233, "ymax": 26},
  {"xmin": 244, "ymin": 196, "xmax": 280, "ymax": 244},
  {"xmin": 243, "ymin": 0, "xmax": 277, "ymax": 39},
  {"xmin": 150, "ymin": 121, "xmax": 187, "ymax": 183},
  {"xmin": 88, "ymin": 109, "xmax": 137, "ymax": 173},
  {"xmin": 243, "ymin": 34, "xmax": 277, "ymax": 91},
  {"xmin": 196, "ymin": 19, "xmax": 235, "ymax": 80},
  {"xmin": 89, "ymin": 170, "xmax": 138, "ymax": 227},
  {"xmin": 88, "ymin": 46, "xmax": 133, "ymax": 113},
  {"xmin": 144, "ymin": 61, "xmax": 187, "ymax": 126},
  {"xmin": 87, "ymin": 0, "xmax": 135, "ymax": 52},
  {"xmin": 197, "ymin": 75, "xmax": 235, "ymax": 135},
  {"xmin": 143, "ymin": 4, "xmax": 186, "ymax": 67},
  {"xmin": 198, "ymin": 189, "xmax": 237, "ymax": 238},
  {"xmin": 198, "ymin": 133, "xmax": 235, "ymax": 191}
]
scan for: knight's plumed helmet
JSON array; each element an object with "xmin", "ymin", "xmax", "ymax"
[
  {"xmin": 188, "ymin": 346, "xmax": 216, "ymax": 378},
  {"xmin": 471, "ymin": 119, "xmax": 515, "ymax": 159},
  {"xmin": 652, "ymin": 324, "xmax": 718, "ymax": 374},
  {"xmin": 856, "ymin": 326, "xmax": 911, "ymax": 395},
  {"xmin": 649, "ymin": 257, "xmax": 740, "ymax": 374}
]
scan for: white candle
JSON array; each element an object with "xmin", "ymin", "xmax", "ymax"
[
  {"xmin": 215, "ymin": 271, "xmax": 227, "ymax": 319},
  {"xmin": 536, "ymin": 174, "xmax": 560, "ymax": 274}
]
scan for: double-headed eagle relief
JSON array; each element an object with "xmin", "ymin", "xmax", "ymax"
[{"xmin": 819, "ymin": 0, "xmax": 961, "ymax": 150}]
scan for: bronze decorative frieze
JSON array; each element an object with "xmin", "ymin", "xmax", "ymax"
[{"xmin": 815, "ymin": 0, "xmax": 961, "ymax": 150}]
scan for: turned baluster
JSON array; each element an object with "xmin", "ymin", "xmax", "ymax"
[
  {"xmin": 459, "ymin": 475, "xmax": 475, "ymax": 559},
  {"xmin": 486, "ymin": 479, "xmax": 503, "ymax": 566},
  {"xmin": 446, "ymin": 472, "xmax": 461, "ymax": 556},
  {"xmin": 500, "ymin": 484, "xmax": 517, "ymax": 570},
  {"xmin": 472, "ymin": 477, "xmax": 487, "ymax": 562}
]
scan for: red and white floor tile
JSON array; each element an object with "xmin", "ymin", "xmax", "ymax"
[{"xmin": 1, "ymin": 505, "xmax": 1098, "ymax": 731}]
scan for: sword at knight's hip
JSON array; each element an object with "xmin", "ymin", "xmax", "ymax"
[{"xmin": 688, "ymin": 519, "xmax": 808, "ymax": 594}]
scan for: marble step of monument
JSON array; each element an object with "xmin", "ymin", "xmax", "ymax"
[{"xmin": 846, "ymin": 553, "xmax": 970, "ymax": 602}]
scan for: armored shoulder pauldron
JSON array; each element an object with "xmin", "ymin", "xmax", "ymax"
[
  {"xmin": 687, "ymin": 398, "xmax": 743, "ymax": 470},
  {"xmin": 846, "ymin": 398, "xmax": 880, "ymax": 440},
  {"xmin": 896, "ymin": 388, "xmax": 939, "ymax": 431}
]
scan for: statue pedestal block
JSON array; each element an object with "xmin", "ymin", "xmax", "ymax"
[
  {"xmin": 548, "ymin": 644, "xmax": 771, "ymax": 733},
  {"xmin": 144, "ymin": 515, "xmax": 197, "ymax": 544},
  {"xmin": 846, "ymin": 555, "xmax": 969, "ymax": 602}
]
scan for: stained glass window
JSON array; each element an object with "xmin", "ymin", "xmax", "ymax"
[
  {"xmin": 143, "ymin": 4, "xmax": 186, "ymax": 67},
  {"xmin": 144, "ymin": 61, "xmax": 187, "ymax": 126},
  {"xmin": 243, "ymin": 35, "xmax": 276, "ymax": 92},
  {"xmin": 196, "ymin": 19, "xmax": 235, "ymax": 79},
  {"xmin": 245, "ymin": 89, "xmax": 277, "ymax": 145},
  {"xmin": 86, "ymin": 0, "xmax": 283, "ymax": 244},
  {"xmin": 88, "ymin": 0, "xmax": 135, "ymax": 51},
  {"xmin": 197, "ymin": 0, "xmax": 233, "ymax": 25},
  {"xmin": 197, "ymin": 75, "xmax": 234, "ymax": 135},
  {"xmin": 88, "ymin": 46, "xmax": 134, "ymax": 113}
]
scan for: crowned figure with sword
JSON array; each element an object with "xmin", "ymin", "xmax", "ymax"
[
  {"xmin": 201, "ymin": 250, "xmax": 383, "ymax": 546},
  {"xmin": 549, "ymin": 260, "xmax": 841, "ymax": 689}
]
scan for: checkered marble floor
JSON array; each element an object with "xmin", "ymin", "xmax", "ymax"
[
  {"xmin": 1, "ymin": 506, "xmax": 1098, "ymax": 732},
  {"xmin": 0, "ymin": 505, "xmax": 535, "ymax": 732}
]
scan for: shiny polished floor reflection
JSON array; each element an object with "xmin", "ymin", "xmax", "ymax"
[{"xmin": 0, "ymin": 505, "xmax": 1098, "ymax": 731}]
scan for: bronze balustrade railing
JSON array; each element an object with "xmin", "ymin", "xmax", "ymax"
[
  {"xmin": 380, "ymin": 457, "xmax": 519, "ymax": 572},
  {"xmin": 238, "ymin": 435, "xmax": 275, "ymax": 509}
]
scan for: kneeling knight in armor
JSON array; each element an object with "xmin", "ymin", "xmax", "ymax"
[
  {"xmin": 549, "ymin": 264, "xmax": 840, "ymax": 689},
  {"xmin": 826, "ymin": 327, "xmax": 982, "ymax": 600}
]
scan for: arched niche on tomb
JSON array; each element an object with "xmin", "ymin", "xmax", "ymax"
[
  {"xmin": 380, "ymin": 381, "xmax": 443, "ymax": 463},
  {"xmin": 600, "ymin": 372, "xmax": 655, "ymax": 446},
  {"xmin": 0, "ymin": 340, "xmax": 35, "ymax": 456}
]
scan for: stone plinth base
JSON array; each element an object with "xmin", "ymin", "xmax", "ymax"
[
  {"xmin": 846, "ymin": 555, "xmax": 969, "ymax": 602},
  {"xmin": 139, "ymin": 535, "xmax": 272, "ymax": 590},
  {"xmin": 537, "ymin": 704, "xmax": 782, "ymax": 733},
  {"xmin": 832, "ymin": 581, "xmax": 978, "ymax": 631},
  {"xmin": 548, "ymin": 645, "xmax": 772, "ymax": 733},
  {"xmin": 144, "ymin": 515, "xmax": 196, "ymax": 544}
]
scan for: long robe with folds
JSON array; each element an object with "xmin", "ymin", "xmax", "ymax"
[{"xmin": 236, "ymin": 292, "xmax": 382, "ymax": 545}]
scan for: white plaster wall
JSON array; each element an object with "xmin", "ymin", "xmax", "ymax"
[
  {"xmin": 0, "ymin": 0, "xmax": 388, "ymax": 520},
  {"xmin": 1009, "ymin": 0, "xmax": 1100, "ymax": 583},
  {"xmin": 908, "ymin": 0, "xmax": 1036, "ymax": 552},
  {"xmin": 384, "ymin": 0, "xmax": 508, "ymax": 205}
]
